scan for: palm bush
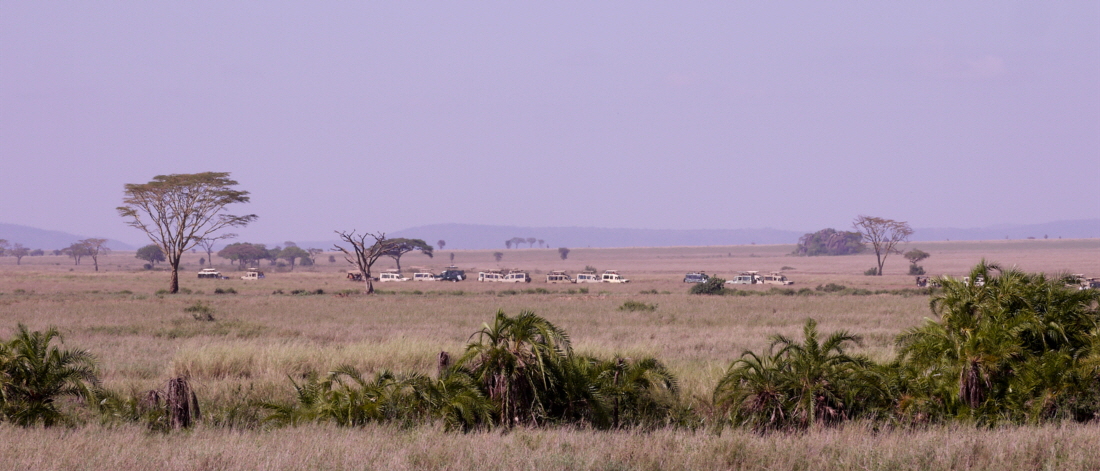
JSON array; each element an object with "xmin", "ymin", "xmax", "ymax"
[
  {"xmin": 0, "ymin": 325, "xmax": 99, "ymax": 427},
  {"xmin": 714, "ymin": 319, "xmax": 883, "ymax": 432},
  {"xmin": 896, "ymin": 261, "xmax": 1100, "ymax": 424},
  {"xmin": 458, "ymin": 309, "xmax": 572, "ymax": 427}
]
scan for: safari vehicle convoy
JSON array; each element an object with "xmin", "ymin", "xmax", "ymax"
[
  {"xmin": 437, "ymin": 267, "xmax": 466, "ymax": 282},
  {"xmin": 761, "ymin": 272, "xmax": 793, "ymax": 285},
  {"xmin": 575, "ymin": 271, "xmax": 600, "ymax": 283},
  {"xmin": 727, "ymin": 271, "xmax": 762, "ymax": 285},
  {"xmin": 379, "ymin": 270, "xmax": 409, "ymax": 282},
  {"xmin": 546, "ymin": 270, "xmax": 573, "ymax": 283},
  {"xmin": 503, "ymin": 271, "xmax": 531, "ymax": 283},
  {"xmin": 412, "ymin": 271, "xmax": 438, "ymax": 282},
  {"xmin": 683, "ymin": 272, "xmax": 709, "ymax": 283},
  {"xmin": 477, "ymin": 270, "xmax": 504, "ymax": 282},
  {"xmin": 197, "ymin": 268, "xmax": 226, "ymax": 279},
  {"xmin": 601, "ymin": 270, "xmax": 629, "ymax": 283}
]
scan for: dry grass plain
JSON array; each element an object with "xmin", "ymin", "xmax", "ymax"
[{"xmin": 1, "ymin": 238, "xmax": 1099, "ymax": 470}]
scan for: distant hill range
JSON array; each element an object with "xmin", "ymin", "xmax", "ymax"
[
  {"xmin": 3, "ymin": 219, "xmax": 1097, "ymax": 252},
  {"xmin": 0, "ymin": 223, "xmax": 135, "ymax": 251}
]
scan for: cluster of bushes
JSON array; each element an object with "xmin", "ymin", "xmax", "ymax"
[
  {"xmin": 3, "ymin": 263, "xmax": 1097, "ymax": 433},
  {"xmin": 716, "ymin": 262, "xmax": 1100, "ymax": 431},
  {"xmin": 261, "ymin": 311, "xmax": 685, "ymax": 431},
  {"xmin": 792, "ymin": 229, "xmax": 865, "ymax": 256}
]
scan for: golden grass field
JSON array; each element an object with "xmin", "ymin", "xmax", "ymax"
[{"xmin": 1, "ymin": 238, "xmax": 1099, "ymax": 470}]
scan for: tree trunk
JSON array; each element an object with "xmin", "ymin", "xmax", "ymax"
[
  {"xmin": 170, "ymin": 262, "xmax": 180, "ymax": 294},
  {"xmin": 363, "ymin": 271, "xmax": 374, "ymax": 294}
]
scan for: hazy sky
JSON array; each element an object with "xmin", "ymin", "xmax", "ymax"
[{"xmin": 2, "ymin": 2, "xmax": 1097, "ymax": 246}]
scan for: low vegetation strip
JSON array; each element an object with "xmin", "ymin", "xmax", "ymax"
[{"xmin": 1, "ymin": 263, "xmax": 1097, "ymax": 439}]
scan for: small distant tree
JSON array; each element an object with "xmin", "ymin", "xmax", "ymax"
[
  {"xmin": 79, "ymin": 238, "xmax": 111, "ymax": 272},
  {"xmin": 328, "ymin": 255, "xmax": 336, "ymax": 264},
  {"xmin": 334, "ymin": 230, "xmax": 397, "ymax": 295},
  {"xmin": 9, "ymin": 243, "xmax": 30, "ymax": 265},
  {"xmin": 449, "ymin": 253, "xmax": 455, "ymax": 263},
  {"xmin": 558, "ymin": 247, "xmax": 570, "ymax": 260},
  {"xmin": 63, "ymin": 242, "xmax": 92, "ymax": 265},
  {"xmin": 263, "ymin": 246, "xmax": 281, "ymax": 266},
  {"xmin": 437, "ymin": 240, "xmax": 446, "ymax": 250},
  {"xmin": 493, "ymin": 252, "xmax": 504, "ymax": 262},
  {"xmin": 538, "ymin": 239, "xmax": 545, "ymax": 248},
  {"xmin": 136, "ymin": 244, "xmax": 166, "ymax": 267},
  {"xmin": 0, "ymin": 239, "xmax": 8, "ymax": 256},
  {"xmin": 30, "ymin": 249, "xmax": 45, "ymax": 256},
  {"xmin": 505, "ymin": 240, "xmax": 513, "ymax": 249},
  {"xmin": 197, "ymin": 234, "xmax": 239, "ymax": 267},
  {"xmin": 526, "ymin": 237, "xmax": 536, "ymax": 248},
  {"xmin": 307, "ymin": 248, "xmax": 323, "ymax": 265},
  {"xmin": 279, "ymin": 246, "xmax": 311, "ymax": 270},
  {"xmin": 904, "ymin": 249, "xmax": 930, "ymax": 275},
  {"xmin": 383, "ymin": 238, "xmax": 434, "ymax": 272},
  {"xmin": 853, "ymin": 215, "xmax": 914, "ymax": 276}
]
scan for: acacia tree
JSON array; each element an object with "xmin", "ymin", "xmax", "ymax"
[
  {"xmin": 0, "ymin": 239, "xmax": 8, "ymax": 256},
  {"xmin": 904, "ymin": 249, "xmax": 931, "ymax": 275},
  {"xmin": 9, "ymin": 243, "xmax": 29, "ymax": 265},
  {"xmin": 558, "ymin": 247, "xmax": 570, "ymax": 260},
  {"xmin": 437, "ymin": 240, "xmax": 446, "ymax": 250},
  {"xmin": 279, "ymin": 246, "xmax": 310, "ymax": 270},
  {"xmin": 63, "ymin": 242, "xmax": 92, "ymax": 266},
  {"xmin": 383, "ymin": 238, "xmax": 434, "ymax": 272},
  {"xmin": 493, "ymin": 252, "xmax": 504, "ymax": 262},
  {"xmin": 79, "ymin": 238, "xmax": 111, "ymax": 272},
  {"xmin": 118, "ymin": 173, "xmax": 256, "ymax": 293},
  {"xmin": 853, "ymin": 215, "xmax": 913, "ymax": 276},
  {"xmin": 307, "ymin": 248, "xmax": 323, "ymax": 266},
  {"xmin": 197, "ymin": 234, "xmax": 238, "ymax": 267},
  {"xmin": 334, "ymin": 230, "xmax": 397, "ymax": 294},
  {"xmin": 526, "ymin": 237, "xmax": 537, "ymax": 248}
]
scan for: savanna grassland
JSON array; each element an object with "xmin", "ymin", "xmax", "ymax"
[{"xmin": 1, "ymin": 239, "xmax": 1099, "ymax": 470}]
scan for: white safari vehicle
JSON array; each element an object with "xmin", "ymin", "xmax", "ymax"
[
  {"xmin": 198, "ymin": 268, "xmax": 224, "ymax": 279},
  {"xmin": 379, "ymin": 270, "xmax": 409, "ymax": 282},
  {"xmin": 241, "ymin": 268, "xmax": 265, "ymax": 280},
  {"xmin": 761, "ymin": 272, "xmax": 793, "ymax": 285},
  {"xmin": 546, "ymin": 270, "xmax": 573, "ymax": 283},
  {"xmin": 601, "ymin": 270, "xmax": 630, "ymax": 283},
  {"xmin": 413, "ymin": 271, "xmax": 438, "ymax": 281},
  {"xmin": 726, "ymin": 271, "xmax": 761, "ymax": 285},
  {"xmin": 503, "ymin": 271, "xmax": 531, "ymax": 283},
  {"xmin": 478, "ymin": 270, "xmax": 505, "ymax": 282},
  {"xmin": 575, "ymin": 272, "xmax": 600, "ymax": 283}
]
